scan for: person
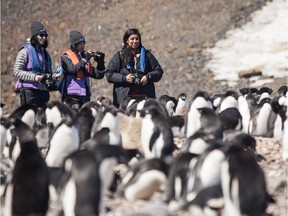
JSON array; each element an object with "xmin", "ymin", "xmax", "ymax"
[
  {"xmin": 106, "ymin": 28, "xmax": 164, "ymax": 108},
  {"xmin": 13, "ymin": 21, "xmax": 59, "ymax": 108},
  {"xmin": 59, "ymin": 30, "xmax": 106, "ymax": 108}
]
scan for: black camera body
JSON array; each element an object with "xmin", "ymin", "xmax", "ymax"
[
  {"xmin": 129, "ymin": 68, "xmax": 143, "ymax": 86},
  {"xmin": 42, "ymin": 74, "xmax": 58, "ymax": 91},
  {"xmin": 91, "ymin": 51, "xmax": 105, "ymax": 62}
]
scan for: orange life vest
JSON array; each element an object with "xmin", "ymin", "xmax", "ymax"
[{"xmin": 64, "ymin": 49, "xmax": 92, "ymax": 79}]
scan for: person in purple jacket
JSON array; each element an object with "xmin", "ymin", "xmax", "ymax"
[{"xmin": 13, "ymin": 21, "xmax": 59, "ymax": 108}]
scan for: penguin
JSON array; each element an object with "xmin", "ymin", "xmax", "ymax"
[
  {"xmin": 277, "ymin": 85, "xmax": 287, "ymax": 96},
  {"xmin": 80, "ymin": 100, "xmax": 103, "ymax": 118},
  {"xmin": 158, "ymin": 94, "xmax": 177, "ymax": 116},
  {"xmin": 9, "ymin": 104, "xmax": 38, "ymax": 129},
  {"xmin": 140, "ymin": 105, "xmax": 175, "ymax": 158},
  {"xmin": 269, "ymin": 95, "xmax": 287, "ymax": 138},
  {"xmin": 91, "ymin": 105, "xmax": 122, "ymax": 146},
  {"xmin": 251, "ymin": 97, "xmax": 272, "ymax": 136},
  {"xmin": 218, "ymin": 91, "xmax": 242, "ymax": 131},
  {"xmin": 221, "ymin": 145, "xmax": 274, "ymax": 216},
  {"xmin": 1, "ymin": 116, "xmax": 10, "ymax": 155},
  {"xmin": 257, "ymin": 87, "xmax": 273, "ymax": 103},
  {"xmin": 3, "ymin": 118, "xmax": 49, "ymax": 216},
  {"xmin": 223, "ymin": 130, "xmax": 256, "ymax": 152},
  {"xmin": 238, "ymin": 88, "xmax": 254, "ymax": 133},
  {"xmin": 185, "ymin": 142, "xmax": 226, "ymax": 203},
  {"xmin": 45, "ymin": 117, "xmax": 79, "ymax": 168},
  {"xmin": 45, "ymin": 100, "xmax": 75, "ymax": 129},
  {"xmin": 218, "ymin": 90, "xmax": 238, "ymax": 113},
  {"xmin": 165, "ymin": 152, "xmax": 198, "ymax": 204},
  {"xmin": 119, "ymin": 95, "xmax": 147, "ymax": 112},
  {"xmin": 61, "ymin": 149, "xmax": 101, "ymax": 216},
  {"xmin": 174, "ymin": 93, "xmax": 189, "ymax": 116},
  {"xmin": 186, "ymin": 91, "xmax": 213, "ymax": 138},
  {"xmin": 119, "ymin": 158, "xmax": 169, "ymax": 201},
  {"xmin": 184, "ymin": 185, "xmax": 223, "ymax": 216},
  {"xmin": 168, "ymin": 115, "xmax": 186, "ymax": 138},
  {"xmin": 88, "ymin": 144, "xmax": 129, "ymax": 195},
  {"xmin": 74, "ymin": 107, "xmax": 95, "ymax": 145},
  {"xmin": 184, "ymin": 131, "xmax": 215, "ymax": 155},
  {"xmin": 197, "ymin": 107, "xmax": 223, "ymax": 139}
]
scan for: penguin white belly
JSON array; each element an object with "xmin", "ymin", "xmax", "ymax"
[
  {"xmin": 3, "ymin": 184, "xmax": 13, "ymax": 216},
  {"xmin": 21, "ymin": 109, "xmax": 35, "ymax": 129},
  {"xmin": 62, "ymin": 178, "xmax": 76, "ymax": 216},
  {"xmin": 141, "ymin": 117, "xmax": 155, "ymax": 158},
  {"xmin": 99, "ymin": 158, "xmax": 118, "ymax": 193},
  {"xmin": 124, "ymin": 170, "xmax": 167, "ymax": 201},
  {"xmin": 46, "ymin": 125, "xmax": 79, "ymax": 167},
  {"xmin": 221, "ymin": 160, "xmax": 241, "ymax": 216},
  {"xmin": 200, "ymin": 150, "xmax": 225, "ymax": 188},
  {"xmin": 152, "ymin": 134, "xmax": 164, "ymax": 158},
  {"xmin": 255, "ymin": 104, "xmax": 271, "ymax": 135},
  {"xmin": 273, "ymin": 115, "xmax": 283, "ymax": 139}
]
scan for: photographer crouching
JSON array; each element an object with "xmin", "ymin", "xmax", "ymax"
[{"xmin": 60, "ymin": 30, "xmax": 105, "ymax": 108}]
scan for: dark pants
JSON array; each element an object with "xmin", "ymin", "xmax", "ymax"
[
  {"xmin": 20, "ymin": 88, "xmax": 49, "ymax": 108},
  {"xmin": 62, "ymin": 95, "xmax": 90, "ymax": 109}
]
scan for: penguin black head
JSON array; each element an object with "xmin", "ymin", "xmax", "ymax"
[
  {"xmin": 258, "ymin": 87, "xmax": 273, "ymax": 95},
  {"xmin": 277, "ymin": 85, "xmax": 288, "ymax": 96}
]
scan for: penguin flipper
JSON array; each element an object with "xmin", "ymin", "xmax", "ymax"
[{"xmin": 149, "ymin": 126, "xmax": 160, "ymax": 151}]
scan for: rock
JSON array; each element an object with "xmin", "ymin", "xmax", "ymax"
[{"xmin": 238, "ymin": 68, "xmax": 262, "ymax": 78}]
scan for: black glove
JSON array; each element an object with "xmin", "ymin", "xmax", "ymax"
[
  {"xmin": 93, "ymin": 51, "xmax": 105, "ymax": 64},
  {"xmin": 97, "ymin": 62, "xmax": 105, "ymax": 71}
]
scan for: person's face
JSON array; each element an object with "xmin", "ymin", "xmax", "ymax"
[
  {"xmin": 127, "ymin": 34, "xmax": 140, "ymax": 50},
  {"xmin": 75, "ymin": 42, "xmax": 85, "ymax": 52},
  {"xmin": 36, "ymin": 33, "xmax": 48, "ymax": 45}
]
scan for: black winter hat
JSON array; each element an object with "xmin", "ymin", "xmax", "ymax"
[
  {"xmin": 70, "ymin": 30, "xmax": 86, "ymax": 46},
  {"xmin": 31, "ymin": 21, "xmax": 47, "ymax": 37}
]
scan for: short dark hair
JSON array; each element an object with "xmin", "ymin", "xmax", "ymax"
[
  {"xmin": 122, "ymin": 28, "xmax": 142, "ymax": 48},
  {"xmin": 30, "ymin": 34, "xmax": 48, "ymax": 48}
]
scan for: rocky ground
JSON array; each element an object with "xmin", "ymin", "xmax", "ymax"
[{"xmin": 1, "ymin": 0, "xmax": 287, "ymax": 215}]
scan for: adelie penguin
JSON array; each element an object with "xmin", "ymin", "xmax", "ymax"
[
  {"xmin": 91, "ymin": 105, "xmax": 122, "ymax": 146},
  {"xmin": 3, "ymin": 118, "xmax": 49, "ymax": 216},
  {"xmin": 8, "ymin": 104, "xmax": 38, "ymax": 129},
  {"xmin": 45, "ymin": 100, "xmax": 75, "ymax": 129},
  {"xmin": 45, "ymin": 117, "xmax": 79, "ymax": 168},
  {"xmin": 174, "ymin": 93, "xmax": 188, "ymax": 116},
  {"xmin": 118, "ymin": 158, "xmax": 169, "ymax": 201},
  {"xmin": 140, "ymin": 105, "xmax": 175, "ymax": 158},
  {"xmin": 61, "ymin": 149, "xmax": 101, "ymax": 216},
  {"xmin": 221, "ymin": 145, "xmax": 274, "ymax": 216},
  {"xmin": 158, "ymin": 94, "xmax": 178, "ymax": 116},
  {"xmin": 186, "ymin": 91, "xmax": 213, "ymax": 138}
]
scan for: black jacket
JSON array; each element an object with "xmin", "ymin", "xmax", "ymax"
[{"xmin": 106, "ymin": 50, "xmax": 163, "ymax": 107}]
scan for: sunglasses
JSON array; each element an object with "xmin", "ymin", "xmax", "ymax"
[{"xmin": 38, "ymin": 33, "xmax": 48, "ymax": 38}]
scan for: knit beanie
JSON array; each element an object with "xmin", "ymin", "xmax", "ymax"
[
  {"xmin": 70, "ymin": 30, "xmax": 86, "ymax": 46},
  {"xmin": 31, "ymin": 21, "xmax": 47, "ymax": 37}
]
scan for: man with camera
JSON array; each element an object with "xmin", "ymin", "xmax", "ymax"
[
  {"xmin": 106, "ymin": 28, "xmax": 163, "ymax": 108},
  {"xmin": 59, "ymin": 30, "xmax": 105, "ymax": 108}
]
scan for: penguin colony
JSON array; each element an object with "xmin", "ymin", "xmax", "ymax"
[{"xmin": 0, "ymin": 86, "xmax": 287, "ymax": 216}]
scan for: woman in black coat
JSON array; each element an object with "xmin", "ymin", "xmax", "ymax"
[{"xmin": 106, "ymin": 28, "xmax": 164, "ymax": 108}]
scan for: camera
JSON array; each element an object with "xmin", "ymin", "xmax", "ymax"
[
  {"xmin": 133, "ymin": 72, "xmax": 142, "ymax": 86},
  {"xmin": 41, "ymin": 74, "xmax": 58, "ymax": 91},
  {"xmin": 91, "ymin": 51, "xmax": 105, "ymax": 62},
  {"xmin": 129, "ymin": 68, "xmax": 143, "ymax": 86}
]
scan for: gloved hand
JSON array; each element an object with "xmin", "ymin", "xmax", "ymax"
[{"xmin": 94, "ymin": 52, "xmax": 105, "ymax": 63}]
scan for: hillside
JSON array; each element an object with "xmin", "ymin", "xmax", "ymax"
[{"xmin": 0, "ymin": 0, "xmax": 273, "ymax": 113}]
